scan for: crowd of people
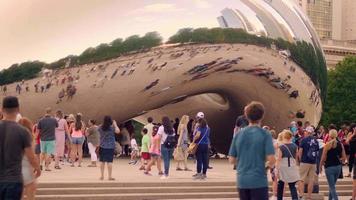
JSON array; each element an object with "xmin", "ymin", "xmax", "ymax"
[
  {"xmin": 0, "ymin": 95, "xmax": 215, "ymax": 200},
  {"xmin": 229, "ymin": 101, "xmax": 356, "ymax": 200}
]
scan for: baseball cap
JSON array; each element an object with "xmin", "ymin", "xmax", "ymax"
[
  {"xmin": 305, "ymin": 126, "xmax": 314, "ymax": 133},
  {"xmin": 196, "ymin": 112, "xmax": 205, "ymax": 119},
  {"xmin": 2, "ymin": 96, "xmax": 19, "ymax": 109}
]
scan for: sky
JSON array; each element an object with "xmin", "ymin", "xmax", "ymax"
[{"xmin": 0, "ymin": 0, "xmax": 241, "ymax": 69}]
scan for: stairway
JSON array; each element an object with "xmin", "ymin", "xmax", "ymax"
[{"xmin": 36, "ymin": 180, "xmax": 353, "ymax": 199}]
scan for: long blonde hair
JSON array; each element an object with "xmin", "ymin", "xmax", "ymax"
[
  {"xmin": 177, "ymin": 115, "xmax": 189, "ymax": 135},
  {"xmin": 326, "ymin": 129, "xmax": 338, "ymax": 150}
]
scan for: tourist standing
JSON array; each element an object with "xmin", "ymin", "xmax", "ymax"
[
  {"xmin": 18, "ymin": 117, "xmax": 38, "ymax": 200},
  {"xmin": 320, "ymin": 129, "xmax": 346, "ymax": 200},
  {"xmin": 70, "ymin": 113, "xmax": 85, "ymax": 167},
  {"xmin": 54, "ymin": 110, "xmax": 69, "ymax": 169},
  {"xmin": 38, "ymin": 108, "xmax": 58, "ymax": 171},
  {"xmin": 176, "ymin": 115, "xmax": 190, "ymax": 171},
  {"xmin": 139, "ymin": 128, "xmax": 150, "ymax": 170},
  {"xmin": 98, "ymin": 116, "xmax": 120, "ymax": 180},
  {"xmin": 159, "ymin": 116, "xmax": 176, "ymax": 179},
  {"xmin": 86, "ymin": 119, "xmax": 100, "ymax": 167},
  {"xmin": 0, "ymin": 96, "xmax": 41, "ymax": 200},
  {"xmin": 298, "ymin": 126, "xmax": 319, "ymax": 200},
  {"xmin": 193, "ymin": 118, "xmax": 210, "ymax": 179},
  {"xmin": 143, "ymin": 117, "xmax": 154, "ymax": 137},
  {"xmin": 229, "ymin": 101, "xmax": 275, "ymax": 200},
  {"xmin": 145, "ymin": 125, "xmax": 163, "ymax": 175},
  {"xmin": 276, "ymin": 130, "xmax": 300, "ymax": 200},
  {"xmin": 346, "ymin": 124, "xmax": 356, "ymax": 178}
]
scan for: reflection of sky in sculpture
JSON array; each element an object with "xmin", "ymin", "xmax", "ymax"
[{"xmin": 0, "ymin": 0, "xmax": 323, "ymax": 68}]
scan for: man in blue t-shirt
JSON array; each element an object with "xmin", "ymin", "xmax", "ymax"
[
  {"xmin": 298, "ymin": 126, "xmax": 319, "ymax": 200},
  {"xmin": 228, "ymin": 101, "xmax": 275, "ymax": 200}
]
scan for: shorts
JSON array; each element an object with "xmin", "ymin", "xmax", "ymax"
[
  {"xmin": 22, "ymin": 157, "xmax": 35, "ymax": 185},
  {"xmin": 35, "ymin": 144, "xmax": 41, "ymax": 154},
  {"xmin": 0, "ymin": 182, "xmax": 23, "ymax": 200},
  {"xmin": 40, "ymin": 140, "xmax": 55, "ymax": 155},
  {"xmin": 99, "ymin": 148, "xmax": 115, "ymax": 163},
  {"xmin": 71, "ymin": 137, "xmax": 85, "ymax": 145},
  {"xmin": 150, "ymin": 153, "xmax": 161, "ymax": 158},
  {"xmin": 299, "ymin": 163, "xmax": 317, "ymax": 182},
  {"xmin": 141, "ymin": 152, "xmax": 151, "ymax": 160}
]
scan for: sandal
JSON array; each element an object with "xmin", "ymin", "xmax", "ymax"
[
  {"xmin": 54, "ymin": 166, "xmax": 61, "ymax": 170},
  {"xmin": 184, "ymin": 168, "xmax": 192, "ymax": 171},
  {"xmin": 45, "ymin": 169, "xmax": 51, "ymax": 172},
  {"xmin": 108, "ymin": 177, "xmax": 115, "ymax": 181},
  {"xmin": 176, "ymin": 168, "xmax": 183, "ymax": 171}
]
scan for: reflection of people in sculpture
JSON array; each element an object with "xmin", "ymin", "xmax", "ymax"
[
  {"xmin": 143, "ymin": 79, "xmax": 159, "ymax": 91},
  {"xmin": 289, "ymin": 90, "xmax": 299, "ymax": 99},
  {"xmin": 57, "ymin": 89, "xmax": 65, "ymax": 104},
  {"xmin": 288, "ymin": 109, "xmax": 306, "ymax": 119}
]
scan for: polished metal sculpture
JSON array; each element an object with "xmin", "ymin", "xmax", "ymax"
[{"xmin": 1, "ymin": 0, "xmax": 326, "ymax": 153}]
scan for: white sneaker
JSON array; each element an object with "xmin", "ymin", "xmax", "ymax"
[
  {"xmin": 160, "ymin": 175, "xmax": 169, "ymax": 180},
  {"xmin": 271, "ymin": 196, "xmax": 277, "ymax": 200}
]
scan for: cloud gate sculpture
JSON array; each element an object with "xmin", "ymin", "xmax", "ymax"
[{"xmin": 0, "ymin": 0, "xmax": 326, "ymax": 153}]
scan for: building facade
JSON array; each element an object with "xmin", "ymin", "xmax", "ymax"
[
  {"xmin": 297, "ymin": 0, "xmax": 333, "ymax": 39},
  {"xmin": 332, "ymin": 0, "xmax": 356, "ymax": 41}
]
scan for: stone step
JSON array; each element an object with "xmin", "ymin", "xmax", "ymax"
[
  {"xmin": 36, "ymin": 185, "xmax": 353, "ymax": 195},
  {"xmin": 37, "ymin": 180, "xmax": 353, "ymax": 188},
  {"xmin": 35, "ymin": 192, "xmax": 325, "ymax": 200}
]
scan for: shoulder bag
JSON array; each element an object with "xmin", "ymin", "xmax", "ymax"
[{"xmin": 187, "ymin": 128, "xmax": 208, "ymax": 155}]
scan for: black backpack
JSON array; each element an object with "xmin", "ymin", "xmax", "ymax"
[{"xmin": 164, "ymin": 133, "xmax": 177, "ymax": 149}]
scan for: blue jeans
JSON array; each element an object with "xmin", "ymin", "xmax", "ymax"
[
  {"xmin": 325, "ymin": 165, "xmax": 342, "ymax": 200},
  {"xmin": 0, "ymin": 182, "xmax": 23, "ymax": 200},
  {"xmin": 161, "ymin": 145, "xmax": 173, "ymax": 176},
  {"xmin": 196, "ymin": 144, "xmax": 209, "ymax": 174}
]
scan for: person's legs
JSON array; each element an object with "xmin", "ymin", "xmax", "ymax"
[
  {"xmin": 325, "ymin": 165, "xmax": 340, "ymax": 200},
  {"xmin": 183, "ymin": 150, "xmax": 188, "ymax": 169},
  {"xmin": 0, "ymin": 182, "xmax": 23, "ymax": 200},
  {"xmin": 23, "ymin": 182, "xmax": 37, "ymax": 200},
  {"xmin": 239, "ymin": 188, "xmax": 251, "ymax": 200},
  {"xmin": 306, "ymin": 164, "xmax": 316, "ymax": 199},
  {"xmin": 157, "ymin": 157, "xmax": 163, "ymax": 173},
  {"xmin": 107, "ymin": 162, "xmax": 113, "ymax": 180},
  {"xmin": 161, "ymin": 145, "xmax": 169, "ymax": 176},
  {"xmin": 250, "ymin": 187, "xmax": 269, "ymax": 200},
  {"xmin": 77, "ymin": 143, "xmax": 83, "ymax": 166},
  {"xmin": 196, "ymin": 146, "xmax": 203, "ymax": 174},
  {"xmin": 277, "ymin": 180, "xmax": 285, "ymax": 200},
  {"xmin": 288, "ymin": 182, "xmax": 298, "ymax": 200},
  {"xmin": 71, "ymin": 143, "xmax": 77, "ymax": 166},
  {"xmin": 87, "ymin": 143, "xmax": 97, "ymax": 165},
  {"xmin": 349, "ymin": 152, "xmax": 355, "ymax": 175},
  {"xmin": 100, "ymin": 162, "xmax": 105, "ymax": 180},
  {"xmin": 201, "ymin": 145, "xmax": 209, "ymax": 175}
]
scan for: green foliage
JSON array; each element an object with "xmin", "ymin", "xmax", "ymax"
[
  {"xmin": 132, "ymin": 120, "xmax": 144, "ymax": 145},
  {"xmin": 0, "ymin": 61, "xmax": 45, "ymax": 85},
  {"xmin": 77, "ymin": 31, "xmax": 163, "ymax": 65},
  {"xmin": 0, "ymin": 32, "xmax": 163, "ymax": 85},
  {"xmin": 168, "ymin": 27, "xmax": 327, "ymax": 101},
  {"xmin": 321, "ymin": 56, "xmax": 356, "ymax": 126}
]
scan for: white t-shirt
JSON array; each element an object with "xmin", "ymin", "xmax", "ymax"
[
  {"xmin": 157, "ymin": 125, "xmax": 175, "ymax": 145},
  {"xmin": 143, "ymin": 123, "xmax": 154, "ymax": 137},
  {"xmin": 130, "ymin": 138, "xmax": 138, "ymax": 151}
]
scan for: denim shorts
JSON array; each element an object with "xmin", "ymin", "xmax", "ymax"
[{"xmin": 71, "ymin": 137, "xmax": 85, "ymax": 145}]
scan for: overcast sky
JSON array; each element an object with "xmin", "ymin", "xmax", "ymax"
[{"xmin": 0, "ymin": 0, "xmax": 242, "ymax": 69}]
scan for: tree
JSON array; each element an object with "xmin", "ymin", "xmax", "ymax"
[{"xmin": 321, "ymin": 56, "xmax": 356, "ymax": 126}]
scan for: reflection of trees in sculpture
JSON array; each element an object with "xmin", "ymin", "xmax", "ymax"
[
  {"xmin": 0, "ymin": 28, "xmax": 326, "ymax": 102},
  {"xmin": 168, "ymin": 28, "xmax": 327, "ymax": 101},
  {"xmin": 321, "ymin": 56, "xmax": 356, "ymax": 126}
]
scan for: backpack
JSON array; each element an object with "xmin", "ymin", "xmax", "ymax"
[
  {"xmin": 164, "ymin": 133, "xmax": 177, "ymax": 149},
  {"xmin": 306, "ymin": 137, "xmax": 319, "ymax": 162}
]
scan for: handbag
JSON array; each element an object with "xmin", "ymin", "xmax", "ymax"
[
  {"xmin": 187, "ymin": 128, "xmax": 208, "ymax": 155},
  {"xmin": 173, "ymin": 147, "xmax": 184, "ymax": 161}
]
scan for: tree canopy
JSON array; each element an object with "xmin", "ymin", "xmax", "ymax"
[
  {"xmin": 0, "ymin": 61, "xmax": 45, "ymax": 85},
  {"xmin": 321, "ymin": 56, "xmax": 356, "ymax": 126}
]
